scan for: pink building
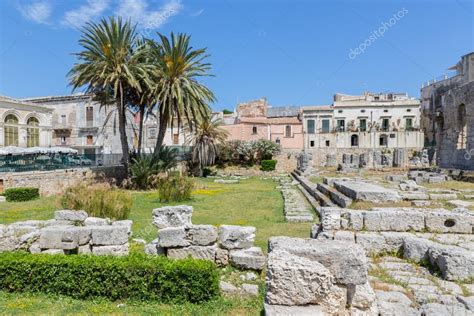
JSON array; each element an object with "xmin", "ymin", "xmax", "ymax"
[{"xmin": 222, "ymin": 98, "xmax": 303, "ymax": 150}]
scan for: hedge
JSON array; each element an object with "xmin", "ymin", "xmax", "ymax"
[
  {"xmin": 0, "ymin": 252, "xmax": 219, "ymax": 303},
  {"xmin": 260, "ymin": 159, "xmax": 277, "ymax": 171},
  {"xmin": 4, "ymin": 187, "xmax": 39, "ymax": 202}
]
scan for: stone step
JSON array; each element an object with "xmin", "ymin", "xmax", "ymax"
[
  {"xmin": 292, "ymin": 172, "xmax": 336, "ymax": 208},
  {"xmin": 317, "ymin": 182, "xmax": 353, "ymax": 208}
]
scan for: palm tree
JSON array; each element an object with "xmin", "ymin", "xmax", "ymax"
[
  {"xmin": 68, "ymin": 17, "xmax": 150, "ymax": 170},
  {"xmin": 185, "ymin": 115, "xmax": 229, "ymax": 175},
  {"xmin": 147, "ymin": 33, "xmax": 215, "ymax": 154}
]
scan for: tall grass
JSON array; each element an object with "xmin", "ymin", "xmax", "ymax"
[{"xmin": 156, "ymin": 175, "xmax": 195, "ymax": 202}]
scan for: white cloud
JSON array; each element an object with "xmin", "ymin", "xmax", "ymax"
[
  {"xmin": 18, "ymin": 1, "xmax": 52, "ymax": 24},
  {"xmin": 62, "ymin": 0, "xmax": 110, "ymax": 29},
  {"xmin": 116, "ymin": 0, "xmax": 183, "ymax": 29},
  {"xmin": 190, "ymin": 9, "xmax": 204, "ymax": 17}
]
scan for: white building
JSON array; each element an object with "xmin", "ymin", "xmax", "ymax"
[
  {"xmin": 302, "ymin": 92, "xmax": 424, "ymax": 165},
  {"xmin": 0, "ymin": 96, "xmax": 53, "ymax": 148}
]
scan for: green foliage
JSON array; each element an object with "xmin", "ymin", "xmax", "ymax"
[
  {"xmin": 216, "ymin": 140, "xmax": 243, "ymax": 164},
  {"xmin": 130, "ymin": 148, "xmax": 178, "ymax": 189},
  {"xmin": 222, "ymin": 109, "xmax": 233, "ymax": 115},
  {"xmin": 60, "ymin": 183, "xmax": 132, "ymax": 220},
  {"xmin": 0, "ymin": 252, "xmax": 219, "ymax": 304},
  {"xmin": 157, "ymin": 175, "xmax": 195, "ymax": 202},
  {"xmin": 217, "ymin": 139, "xmax": 280, "ymax": 166},
  {"xmin": 4, "ymin": 187, "xmax": 39, "ymax": 202},
  {"xmin": 260, "ymin": 160, "xmax": 277, "ymax": 171}
]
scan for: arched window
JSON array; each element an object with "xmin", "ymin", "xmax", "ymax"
[
  {"xmin": 252, "ymin": 126, "xmax": 257, "ymax": 134},
  {"xmin": 351, "ymin": 134, "xmax": 359, "ymax": 147},
  {"xmin": 4, "ymin": 114, "xmax": 19, "ymax": 146},
  {"xmin": 379, "ymin": 134, "xmax": 388, "ymax": 147},
  {"xmin": 457, "ymin": 104, "xmax": 467, "ymax": 150},
  {"xmin": 27, "ymin": 117, "xmax": 40, "ymax": 147}
]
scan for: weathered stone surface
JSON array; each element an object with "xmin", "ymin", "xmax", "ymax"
[
  {"xmin": 457, "ymin": 296, "xmax": 474, "ymax": 310},
  {"xmin": 54, "ymin": 210, "xmax": 88, "ymax": 222},
  {"xmin": 29, "ymin": 242, "xmax": 41, "ymax": 254},
  {"xmin": 341, "ymin": 210, "xmax": 364, "ymax": 230},
  {"xmin": 218, "ymin": 225, "xmax": 255, "ymax": 250},
  {"xmin": 429, "ymin": 193, "xmax": 457, "ymax": 200},
  {"xmin": 319, "ymin": 207, "xmax": 341, "ymax": 231},
  {"xmin": 229, "ymin": 247, "xmax": 266, "ymax": 270},
  {"xmin": 448, "ymin": 200, "xmax": 474, "ymax": 208},
  {"xmin": 215, "ymin": 247, "xmax": 229, "ymax": 266},
  {"xmin": 112, "ymin": 220, "xmax": 133, "ymax": 235},
  {"xmin": 266, "ymin": 249, "xmax": 344, "ymax": 311},
  {"xmin": 334, "ymin": 230, "xmax": 355, "ymax": 243},
  {"xmin": 348, "ymin": 281, "xmax": 376, "ymax": 310},
  {"xmin": 400, "ymin": 192, "xmax": 430, "ymax": 200},
  {"xmin": 92, "ymin": 243, "xmax": 129, "ymax": 256},
  {"xmin": 241, "ymin": 283, "xmax": 259, "ymax": 296},
  {"xmin": 167, "ymin": 245, "xmax": 217, "ymax": 260},
  {"xmin": 264, "ymin": 304, "xmax": 324, "ymax": 316},
  {"xmin": 219, "ymin": 281, "xmax": 239, "ymax": 295},
  {"xmin": 420, "ymin": 303, "xmax": 470, "ymax": 316},
  {"xmin": 158, "ymin": 227, "xmax": 189, "ymax": 247},
  {"xmin": 435, "ymin": 248, "xmax": 474, "ymax": 281},
  {"xmin": 144, "ymin": 242, "xmax": 165, "ymax": 256},
  {"xmin": 78, "ymin": 244, "xmax": 91, "ymax": 255},
  {"xmin": 152, "ymin": 205, "xmax": 192, "ymax": 229},
  {"xmin": 364, "ymin": 209, "xmax": 425, "ymax": 232},
  {"xmin": 187, "ymin": 225, "xmax": 218, "ymax": 246},
  {"xmin": 424, "ymin": 212, "xmax": 473, "ymax": 234},
  {"xmin": 84, "ymin": 217, "xmax": 109, "ymax": 226},
  {"xmin": 90, "ymin": 226, "xmax": 129, "ymax": 246},
  {"xmin": 356, "ymin": 233, "xmax": 390, "ymax": 256},
  {"xmin": 269, "ymin": 236, "xmax": 367, "ymax": 285},
  {"xmin": 334, "ymin": 181, "xmax": 401, "ymax": 202},
  {"xmin": 39, "ymin": 226, "xmax": 79, "ymax": 250},
  {"xmin": 42, "ymin": 249, "xmax": 65, "ymax": 255},
  {"xmin": 403, "ymin": 236, "xmax": 435, "ymax": 262},
  {"xmin": 43, "ymin": 219, "xmax": 74, "ymax": 227}
]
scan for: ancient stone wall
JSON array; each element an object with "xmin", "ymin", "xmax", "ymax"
[
  {"xmin": 0, "ymin": 166, "xmax": 127, "ymax": 195},
  {"xmin": 0, "ymin": 210, "xmax": 131, "ymax": 255}
]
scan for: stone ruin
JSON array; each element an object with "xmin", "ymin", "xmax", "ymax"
[
  {"xmin": 0, "ymin": 210, "xmax": 132, "ymax": 255},
  {"xmin": 276, "ymin": 176, "xmax": 314, "ymax": 222},
  {"xmin": 296, "ymin": 151, "xmax": 313, "ymax": 175},
  {"xmin": 144, "ymin": 205, "xmax": 266, "ymax": 271}
]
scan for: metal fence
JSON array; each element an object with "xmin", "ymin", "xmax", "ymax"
[{"xmin": 0, "ymin": 146, "xmax": 192, "ymax": 173}]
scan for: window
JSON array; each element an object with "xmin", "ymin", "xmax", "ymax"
[
  {"xmin": 86, "ymin": 135, "xmax": 93, "ymax": 145},
  {"xmin": 374, "ymin": 96, "xmax": 380, "ymax": 101},
  {"xmin": 405, "ymin": 118, "xmax": 413, "ymax": 131},
  {"xmin": 86, "ymin": 106, "xmax": 94, "ymax": 126},
  {"xmin": 379, "ymin": 134, "xmax": 388, "ymax": 146},
  {"xmin": 310, "ymin": 140, "xmax": 315, "ymax": 147},
  {"xmin": 321, "ymin": 119, "xmax": 330, "ymax": 133},
  {"xmin": 407, "ymin": 109, "xmax": 412, "ymax": 112},
  {"xmin": 381, "ymin": 118, "xmax": 390, "ymax": 131},
  {"xmin": 149, "ymin": 128, "xmax": 157, "ymax": 139},
  {"xmin": 457, "ymin": 104, "xmax": 467, "ymax": 150},
  {"xmin": 361, "ymin": 109, "xmax": 366, "ymax": 113},
  {"xmin": 60, "ymin": 136, "xmax": 67, "ymax": 145},
  {"xmin": 336, "ymin": 119, "xmax": 345, "ymax": 132},
  {"xmin": 285, "ymin": 125, "xmax": 291, "ymax": 137},
  {"xmin": 275, "ymin": 138, "xmax": 280, "ymax": 144},
  {"xmin": 351, "ymin": 134, "xmax": 359, "ymax": 147},
  {"xmin": 27, "ymin": 117, "xmax": 39, "ymax": 147},
  {"xmin": 307, "ymin": 119, "xmax": 315, "ymax": 134},
  {"xmin": 325, "ymin": 140, "xmax": 330, "ymax": 147},
  {"xmin": 338, "ymin": 110, "xmax": 343, "ymax": 113},
  {"xmin": 359, "ymin": 119, "xmax": 367, "ymax": 132},
  {"xmin": 4, "ymin": 114, "xmax": 19, "ymax": 146},
  {"xmin": 252, "ymin": 126, "xmax": 257, "ymax": 134},
  {"xmin": 383, "ymin": 109, "xmax": 388, "ymax": 113},
  {"xmin": 61, "ymin": 114, "xmax": 67, "ymax": 125},
  {"xmin": 173, "ymin": 133, "xmax": 179, "ymax": 144}
]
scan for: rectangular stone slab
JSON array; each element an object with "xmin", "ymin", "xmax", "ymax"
[{"xmin": 334, "ymin": 181, "xmax": 401, "ymax": 202}]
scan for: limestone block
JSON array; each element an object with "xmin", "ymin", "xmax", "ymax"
[
  {"xmin": 84, "ymin": 217, "xmax": 109, "ymax": 226},
  {"xmin": 187, "ymin": 225, "xmax": 218, "ymax": 246},
  {"xmin": 218, "ymin": 225, "xmax": 255, "ymax": 250},
  {"xmin": 334, "ymin": 181, "xmax": 401, "ymax": 202},
  {"xmin": 90, "ymin": 226, "xmax": 129, "ymax": 246},
  {"xmin": 400, "ymin": 192, "xmax": 430, "ymax": 200},
  {"xmin": 363, "ymin": 210, "xmax": 425, "ymax": 232},
  {"xmin": 78, "ymin": 244, "xmax": 91, "ymax": 255},
  {"xmin": 421, "ymin": 303, "xmax": 470, "ymax": 316},
  {"xmin": 54, "ymin": 210, "xmax": 88, "ymax": 222},
  {"xmin": 43, "ymin": 219, "xmax": 74, "ymax": 227},
  {"xmin": 269, "ymin": 236, "xmax": 368, "ymax": 285},
  {"xmin": 319, "ymin": 208, "xmax": 341, "ymax": 231},
  {"xmin": 29, "ymin": 242, "xmax": 41, "ymax": 254},
  {"xmin": 144, "ymin": 243, "xmax": 165, "ymax": 256},
  {"xmin": 429, "ymin": 193, "xmax": 457, "ymax": 200},
  {"xmin": 92, "ymin": 243, "xmax": 129, "ymax": 256},
  {"xmin": 266, "ymin": 249, "xmax": 343, "ymax": 311},
  {"xmin": 167, "ymin": 245, "xmax": 216, "ymax": 260},
  {"xmin": 112, "ymin": 220, "xmax": 133, "ymax": 235},
  {"xmin": 348, "ymin": 281, "xmax": 376, "ymax": 310},
  {"xmin": 241, "ymin": 283, "xmax": 259, "ymax": 296},
  {"xmin": 403, "ymin": 236, "xmax": 435, "ymax": 262},
  {"xmin": 448, "ymin": 200, "xmax": 474, "ymax": 208},
  {"xmin": 457, "ymin": 296, "xmax": 474, "ymax": 310},
  {"xmin": 341, "ymin": 210, "xmax": 364, "ymax": 230},
  {"xmin": 334, "ymin": 230, "xmax": 355, "ymax": 243},
  {"xmin": 42, "ymin": 249, "xmax": 66, "ymax": 255},
  {"xmin": 356, "ymin": 233, "xmax": 390, "ymax": 256},
  {"xmin": 219, "ymin": 281, "xmax": 239, "ymax": 295},
  {"xmin": 39, "ymin": 226, "xmax": 79, "ymax": 250},
  {"xmin": 424, "ymin": 212, "xmax": 473, "ymax": 234},
  {"xmin": 264, "ymin": 304, "xmax": 324, "ymax": 316},
  {"xmin": 229, "ymin": 247, "xmax": 266, "ymax": 270},
  {"xmin": 0, "ymin": 237, "xmax": 19, "ymax": 252},
  {"xmin": 158, "ymin": 227, "xmax": 189, "ymax": 247},
  {"xmin": 215, "ymin": 247, "xmax": 229, "ymax": 266},
  {"xmin": 152, "ymin": 205, "xmax": 192, "ymax": 229},
  {"xmin": 435, "ymin": 248, "xmax": 474, "ymax": 281}
]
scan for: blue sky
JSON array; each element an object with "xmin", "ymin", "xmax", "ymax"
[{"xmin": 0, "ymin": 0, "xmax": 472, "ymax": 110}]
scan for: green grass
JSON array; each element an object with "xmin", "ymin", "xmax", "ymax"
[{"xmin": 0, "ymin": 176, "xmax": 315, "ymax": 315}]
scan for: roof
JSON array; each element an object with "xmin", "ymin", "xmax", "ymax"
[
  {"xmin": 238, "ymin": 117, "xmax": 301, "ymax": 124},
  {"xmin": 300, "ymin": 105, "xmax": 332, "ymax": 111},
  {"xmin": 0, "ymin": 95, "xmax": 54, "ymax": 112},
  {"xmin": 23, "ymin": 93, "xmax": 92, "ymax": 103},
  {"xmin": 267, "ymin": 106, "xmax": 300, "ymax": 118}
]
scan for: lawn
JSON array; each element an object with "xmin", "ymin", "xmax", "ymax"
[{"xmin": 0, "ymin": 176, "xmax": 316, "ymax": 315}]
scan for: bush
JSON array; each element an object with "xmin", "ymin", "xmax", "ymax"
[
  {"xmin": 261, "ymin": 159, "xmax": 277, "ymax": 171},
  {"xmin": 4, "ymin": 187, "xmax": 39, "ymax": 202},
  {"xmin": 61, "ymin": 183, "xmax": 132, "ymax": 220},
  {"xmin": 0, "ymin": 252, "xmax": 219, "ymax": 303},
  {"xmin": 157, "ymin": 175, "xmax": 194, "ymax": 202}
]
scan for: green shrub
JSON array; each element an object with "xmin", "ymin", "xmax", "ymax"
[
  {"xmin": 0, "ymin": 252, "xmax": 219, "ymax": 303},
  {"xmin": 157, "ymin": 175, "xmax": 194, "ymax": 202},
  {"xmin": 61, "ymin": 183, "xmax": 132, "ymax": 220},
  {"xmin": 4, "ymin": 187, "xmax": 39, "ymax": 202},
  {"xmin": 261, "ymin": 159, "xmax": 277, "ymax": 171}
]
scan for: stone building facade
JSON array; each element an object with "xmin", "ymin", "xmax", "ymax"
[
  {"xmin": 0, "ymin": 96, "xmax": 53, "ymax": 148},
  {"xmin": 421, "ymin": 52, "xmax": 474, "ymax": 170},
  {"xmin": 302, "ymin": 92, "xmax": 424, "ymax": 166}
]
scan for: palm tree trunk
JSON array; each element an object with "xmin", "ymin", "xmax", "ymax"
[
  {"xmin": 118, "ymin": 81, "xmax": 130, "ymax": 170},
  {"xmin": 154, "ymin": 112, "xmax": 169, "ymax": 154},
  {"xmin": 137, "ymin": 103, "xmax": 145, "ymax": 156}
]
